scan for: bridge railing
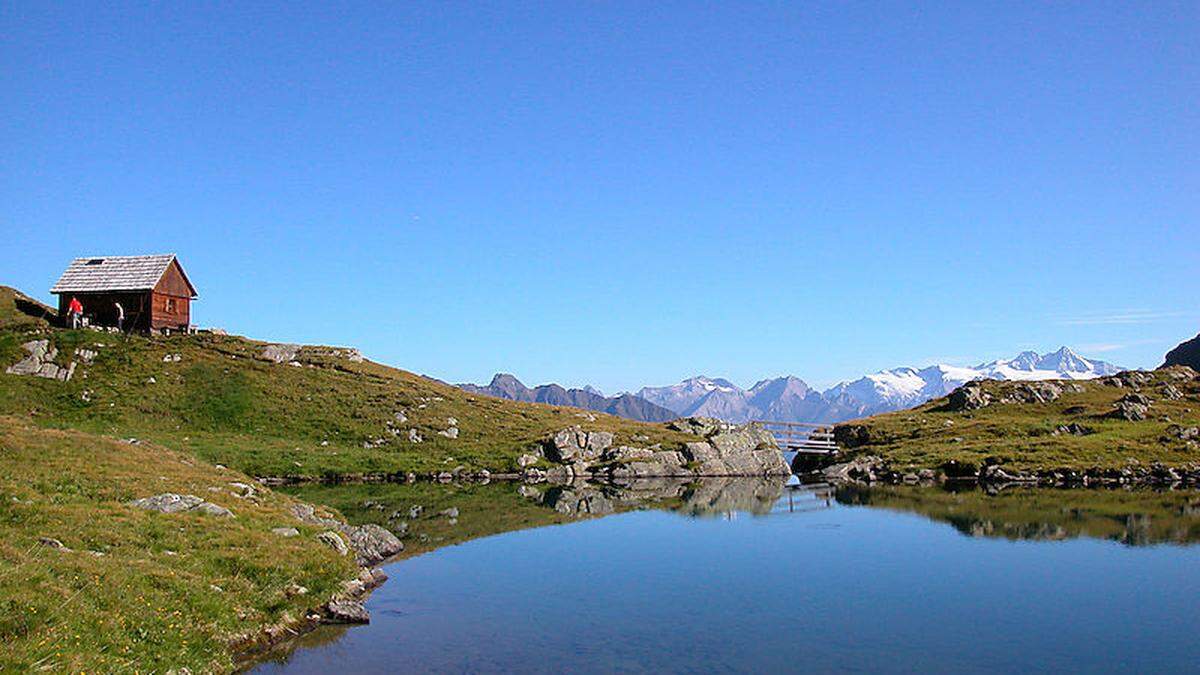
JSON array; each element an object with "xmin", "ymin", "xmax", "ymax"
[{"xmin": 755, "ymin": 420, "xmax": 839, "ymax": 455}]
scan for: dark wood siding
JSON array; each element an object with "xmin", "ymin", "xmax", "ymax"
[
  {"xmin": 150, "ymin": 292, "xmax": 189, "ymax": 330},
  {"xmin": 155, "ymin": 260, "xmax": 195, "ymax": 298},
  {"xmin": 150, "ymin": 260, "xmax": 194, "ymax": 330},
  {"xmin": 58, "ymin": 292, "xmax": 152, "ymax": 331}
]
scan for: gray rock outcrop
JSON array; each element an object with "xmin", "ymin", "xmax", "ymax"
[
  {"xmin": 1110, "ymin": 393, "xmax": 1151, "ymax": 421},
  {"xmin": 947, "ymin": 382, "xmax": 991, "ymax": 410},
  {"xmin": 292, "ymin": 502, "xmax": 402, "ymax": 565},
  {"xmin": 317, "ymin": 530, "xmax": 350, "ymax": 556},
  {"xmin": 261, "ymin": 343, "xmax": 301, "ymax": 363},
  {"xmin": 1053, "ymin": 423, "xmax": 1094, "ymax": 436},
  {"xmin": 1001, "ymin": 381, "xmax": 1063, "ymax": 404},
  {"xmin": 5, "ymin": 339, "xmax": 77, "ymax": 381},
  {"xmin": 129, "ymin": 493, "xmax": 233, "ymax": 518},
  {"xmin": 538, "ymin": 418, "xmax": 788, "ymax": 479},
  {"xmin": 325, "ymin": 599, "xmax": 370, "ymax": 623},
  {"xmin": 345, "ymin": 524, "xmax": 403, "ymax": 566}
]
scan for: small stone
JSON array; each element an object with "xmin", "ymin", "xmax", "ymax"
[
  {"xmin": 38, "ymin": 537, "xmax": 71, "ymax": 552},
  {"xmin": 316, "ymin": 531, "xmax": 349, "ymax": 556},
  {"xmin": 325, "ymin": 600, "xmax": 369, "ymax": 624},
  {"xmin": 272, "ymin": 527, "xmax": 300, "ymax": 537}
]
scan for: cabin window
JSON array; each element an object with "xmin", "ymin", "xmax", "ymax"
[{"xmin": 165, "ymin": 297, "xmax": 176, "ymax": 312}]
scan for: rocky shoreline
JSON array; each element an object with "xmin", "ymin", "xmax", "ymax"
[
  {"xmin": 226, "ymin": 502, "xmax": 403, "ymax": 665},
  {"xmin": 805, "ymin": 454, "xmax": 1200, "ymax": 488}
]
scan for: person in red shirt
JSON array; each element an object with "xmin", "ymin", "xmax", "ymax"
[{"xmin": 68, "ymin": 296, "xmax": 83, "ymax": 329}]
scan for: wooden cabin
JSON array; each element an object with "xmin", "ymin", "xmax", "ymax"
[{"xmin": 50, "ymin": 254, "xmax": 198, "ymax": 333}]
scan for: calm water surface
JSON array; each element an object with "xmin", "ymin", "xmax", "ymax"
[{"xmin": 253, "ymin": 480, "xmax": 1200, "ymax": 674}]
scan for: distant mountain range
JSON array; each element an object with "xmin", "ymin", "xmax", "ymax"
[
  {"xmin": 458, "ymin": 373, "xmax": 678, "ymax": 422},
  {"xmin": 460, "ymin": 347, "xmax": 1123, "ymax": 425}
]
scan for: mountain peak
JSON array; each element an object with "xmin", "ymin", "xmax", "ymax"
[
  {"xmin": 489, "ymin": 372, "xmax": 524, "ymax": 387},
  {"xmin": 1036, "ymin": 346, "xmax": 1094, "ymax": 373}
]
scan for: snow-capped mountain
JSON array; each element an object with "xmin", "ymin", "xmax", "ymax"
[
  {"xmin": 638, "ymin": 347, "xmax": 1122, "ymax": 424},
  {"xmin": 816, "ymin": 347, "xmax": 1120, "ymax": 420},
  {"xmin": 636, "ymin": 376, "xmax": 745, "ymax": 418}
]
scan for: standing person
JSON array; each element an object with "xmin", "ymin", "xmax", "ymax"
[
  {"xmin": 114, "ymin": 301, "xmax": 125, "ymax": 332},
  {"xmin": 68, "ymin": 296, "xmax": 83, "ymax": 329}
]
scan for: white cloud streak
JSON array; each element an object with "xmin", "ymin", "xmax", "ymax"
[{"xmin": 1055, "ymin": 310, "xmax": 1191, "ymax": 326}]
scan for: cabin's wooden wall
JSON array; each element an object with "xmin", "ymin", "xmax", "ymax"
[
  {"xmin": 150, "ymin": 292, "xmax": 190, "ymax": 330},
  {"xmin": 150, "ymin": 260, "xmax": 194, "ymax": 330},
  {"xmin": 155, "ymin": 261, "xmax": 195, "ymax": 298}
]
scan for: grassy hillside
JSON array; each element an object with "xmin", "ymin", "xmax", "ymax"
[
  {"xmin": 0, "ymin": 416, "xmax": 359, "ymax": 673},
  {"xmin": 0, "ymin": 286, "xmax": 693, "ymax": 480},
  {"xmin": 833, "ymin": 368, "xmax": 1200, "ymax": 474}
]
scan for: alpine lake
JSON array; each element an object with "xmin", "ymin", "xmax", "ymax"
[{"xmin": 248, "ymin": 477, "xmax": 1200, "ymax": 674}]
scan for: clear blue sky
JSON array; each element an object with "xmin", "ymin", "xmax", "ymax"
[{"xmin": 3, "ymin": 2, "xmax": 1197, "ymax": 392}]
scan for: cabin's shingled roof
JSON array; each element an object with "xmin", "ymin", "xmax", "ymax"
[{"xmin": 50, "ymin": 254, "xmax": 197, "ymax": 296}]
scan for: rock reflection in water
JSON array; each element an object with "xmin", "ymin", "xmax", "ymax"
[
  {"xmin": 836, "ymin": 483, "xmax": 1200, "ymax": 546},
  {"xmin": 281, "ymin": 476, "xmax": 789, "ymax": 562},
  {"xmin": 534, "ymin": 476, "xmax": 787, "ymax": 518}
]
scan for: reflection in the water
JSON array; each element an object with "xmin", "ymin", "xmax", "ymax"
[
  {"xmin": 281, "ymin": 479, "xmax": 1200, "ymax": 560},
  {"xmin": 836, "ymin": 483, "xmax": 1200, "ymax": 546},
  {"xmin": 535, "ymin": 476, "xmax": 789, "ymax": 517},
  {"xmin": 281, "ymin": 476, "xmax": 793, "ymax": 559}
]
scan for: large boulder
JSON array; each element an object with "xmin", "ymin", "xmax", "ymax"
[
  {"xmin": 1109, "ymin": 393, "xmax": 1151, "ymax": 421},
  {"xmin": 672, "ymin": 418, "xmax": 788, "ymax": 476},
  {"xmin": 545, "ymin": 426, "xmax": 613, "ymax": 462},
  {"xmin": 1002, "ymin": 382, "xmax": 1063, "ymax": 405},
  {"xmin": 293, "ymin": 501, "xmax": 402, "ymax": 565},
  {"xmin": 325, "ymin": 599, "xmax": 370, "ymax": 624},
  {"xmin": 947, "ymin": 382, "xmax": 991, "ymax": 411},
  {"xmin": 345, "ymin": 524, "xmax": 403, "ymax": 566},
  {"xmin": 543, "ymin": 418, "xmax": 788, "ymax": 477}
]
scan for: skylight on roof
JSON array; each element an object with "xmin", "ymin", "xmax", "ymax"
[{"xmin": 86, "ymin": 259, "xmax": 105, "ymax": 265}]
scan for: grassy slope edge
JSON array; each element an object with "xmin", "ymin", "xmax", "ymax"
[
  {"xmin": 0, "ymin": 416, "xmax": 359, "ymax": 673},
  {"xmin": 833, "ymin": 370, "xmax": 1200, "ymax": 473}
]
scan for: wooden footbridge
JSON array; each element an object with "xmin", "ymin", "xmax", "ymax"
[{"xmin": 756, "ymin": 421, "xmax": 839, "ymax": 455}]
